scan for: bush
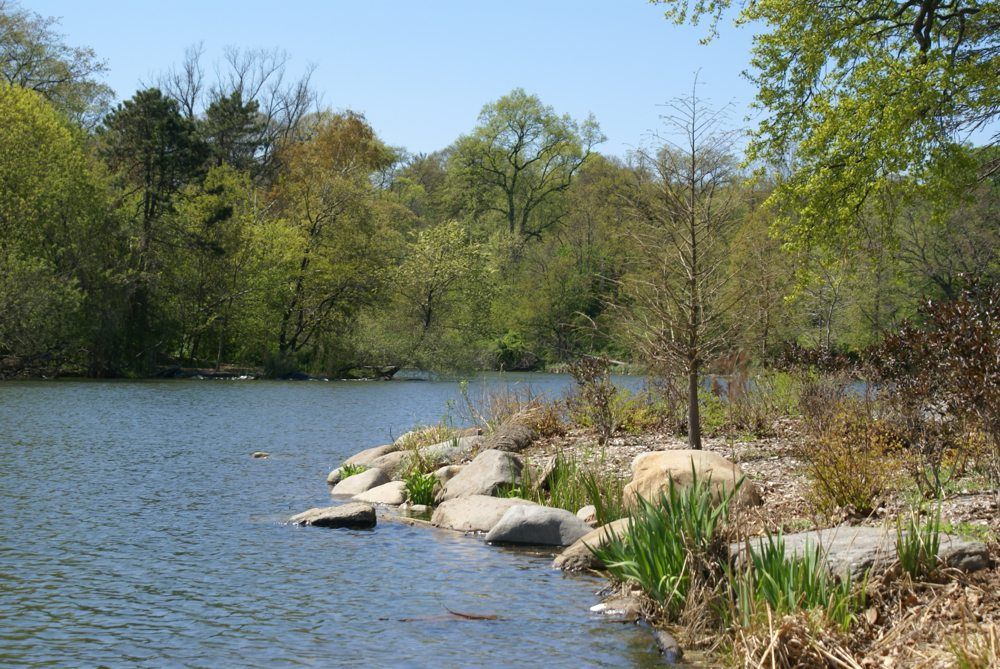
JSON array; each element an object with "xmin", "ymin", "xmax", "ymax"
[
  {"xmin": 612, "ymin": 388, "xmax": 681, "ymax": 435},
  {"xmin": 567, "ymin": 355, "xmax": 617, "ymax": 445},
  {"xmin": 724, "ymin": 371, "xmax": 801, "ymax": 438},
  {"xmin": 339, "ymin": 463, "xmax": 368, "ymax": 479},
  {"xmin": 799, "ymin": 400, "xmax": 904, "ymax": 516},
  {"xmin": 403, "ymin": 471, "xmax": 437, "ymax": 506}
]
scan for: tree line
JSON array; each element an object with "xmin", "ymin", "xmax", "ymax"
[{"xmin": 1, "ymin": 0, "xmax": 997, "ymax": 380}]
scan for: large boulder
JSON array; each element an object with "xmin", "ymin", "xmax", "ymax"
[
  {"xmin": 553, "ymin": 518, "xmax": 632, "ymax": 571},
  {"xmin": 423, "ymin": 435, "xmax": 483, "ymax": 463},
  {"xmin": 290, "ymin": 502, "xmax": 376, "ymax": 529},
  {"xmin": 436, "ymin": 449, "xmax": 522, "ymax": 502},
  {"xmin": 485, "ymin": 505, "xmax": 592, "ymax": 546},
  {"xmin": 433, "ymin": 464, "xmax": 465, "ymax": 488},
  {"xmin": 367, "ymin": 452, "xmax": 410, "ymax": 479},
  {"xmin": 731, "ymin": 526, "xmax": 992, "ymax": 580},
  {"xmin": 330, "ymin": 467, "xmax": 389, "ymax": 496},
  {"xmin": 431, "ymin": 495, "xmax": 537, "ymax": 533},
  {"xmin": 623, "ymin": 449, "xmax": 761, "ymax": 509},
  {"xmin": 344, "ymin": 443, "xmax": 399, "ymax": 467},
  {"xmin": 353, "ymin": 480, "xmax": 407, "ymax": 506}
]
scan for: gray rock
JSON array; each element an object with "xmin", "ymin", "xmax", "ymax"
[
  {"xmin": 290, "ymin": 502, "xmax": 376, "ymax": 529},
  {"xmin": 731, "ymin": 526, "xmax": 992, "ymax": 580},
  {"xmin": 485, "ymin": 505, "xmax": 592, "ymax": 546},
  {"xmin": 576, "ymin": 505, "xmax": 597, "ymax": 526},
  {"xmin": 436, "ymin": 449, "xmax": 522, "ymax": 502},
  {"xmin": 553, "ymin": 518, "xmax": 632, "ymax": 571},
  {"xmin": 330, "ymin": 467, "xmax": 389, "ymax": 496},
  {"xmin": 423, "ymin": 435, "xmax": 483, "ymax": 463},
  {"xmin": 651, "ymin": 629, "xmax": 683, "ymax": 664},
  {"xmin": 353, "ymin": 480, "xmax": 407, "ymax": 506},
  {"xmin": 431, "ymin": 495, "xmax": 538, "ymax": 533},
  {"xmin": 433, "ymin": 464, "xmax": 465, "ymax": 489},
  {"xmin": 251, "ymin": 451, "xmax": 269, "ymax": 459},
  {"xmin": 368, "ymin": 451, "xmax": 410, "ymax": 479},
  {"xmin": 590, "ymin": 595, "xmax": 643, "ymax": 622},
  {"xmin": 344, "ymin": 443, "xmax": 398, "ymax": 467},
  {"xmin": 326, "ymin": 467, "xmax": 343, "ymax": 485}
]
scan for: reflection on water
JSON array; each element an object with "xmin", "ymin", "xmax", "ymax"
[{"xmin": 0, "ymin": 375, "xmax": 662, "ymax": 667}]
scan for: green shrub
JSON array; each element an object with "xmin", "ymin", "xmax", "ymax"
[
  {"xmin": 698, "ymin": 387, "xmax": 728, "ymax": 435},
  {"xmin": 339, "ymin": 463, "xmax": 368, "ymax": 479},
  {"xmin": 730, "ymin": 533, "xmax": 862, "ymax": 632},
  {"xmin": 613, "ymin": 388, "xmax": 682, "ymax": 435},
  {"xmin": 896, "ymin": 505, "xmax": 942, "ymax": 579},
  {"xmin": 724, "ymin": 371, "xmax": 801, "ymax": 437},
  {"xmin": 403, "ymin": 471, "xmax": 437, "ymax": 506}
]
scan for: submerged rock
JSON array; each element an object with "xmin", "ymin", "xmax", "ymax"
[
  {"xmin": 553, "ymin": 518, "xmax": 632, "ymax": 571},
  {"xmin": 651, "ymin": 629, "xmax": 683, "ymax": 664},
  {"xmin": 624, "ymin": 449, "xmax": 761, "ymax": 509},
  {"xmin": 353, "ymin": 480, "xmax": 407, "ymax": 506},
  {"xmin": 436, "ymin": 449, "xmax": 522, "ymax": 502},
  {"xmin": 331, "ymin": 468, "xmax": 389, "ymax": 496},
  {"xmin": 731, "ymin": 526, "xmax": 992, "ymax": 580},
  {"xmin": 290, "ymin": 502, "xmax": 376, "ymax": 529},
  {"xmin": 251, "ymin": 451, "xmax": 269, "ymax": 459},
  {"xmin": 431, "ymin": 495, "xmax": 537, "ymax": 533},
  {"xmin": 485, "ymin": 505, "xmax": 591, "ymax": 546}
]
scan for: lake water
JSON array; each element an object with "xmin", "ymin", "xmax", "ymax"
[{"xmin": 0, "ymin": 374, "xmax": 664, "ymax": 667}]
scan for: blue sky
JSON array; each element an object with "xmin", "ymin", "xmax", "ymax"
[{"xmin": 27, "ymin": 1, "xmax": 757, "ymax": 156}]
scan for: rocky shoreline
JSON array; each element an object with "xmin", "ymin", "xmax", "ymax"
[{"xmin": 287, "ymin": 415, "xmax": 997, "ymax": 666}]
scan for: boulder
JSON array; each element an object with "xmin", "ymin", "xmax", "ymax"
[
  {"xmin": 353, "ymin": 480, "xmax": 407, "ymax": 506},
  {"xmin": 431, "ymin": 495, "xmax": 538, "ymax": 533},
  {"xmin": 423, "ymin": 435, "xmax": 483, "ymax": 463},
  {"xmin": 590, "ymin": 595, "xmax": 643, "ymax": 623},
  {"xmin": 483, "ymin": 418, "xmax": 537, "ymax": 453},
  {"xmin": 731, "ymin": 526, "xmax": 992, "ymax": 580},
  {"xmin": 368, "ymin": 452, "xmax": 410, "ymax": 479},
  {"xmin": 330, "ymin": 467, "xmax": 389, "ymax": 496},
  {"xmin": 576, "ymin": 505, "xmax": 598, "ymax": 526},
  {"xmin": 553, "ymin": 518, "xmax": 632, "ymax": 571},
  {"xmin": 485, "ymin": 505, "xmax": 592, "ymax": 546},
  {"xmin": 433, "ymin": 464, "xmax": 465, "ymax": 488},
  {"xmin": 290, "ymin": 502, "xmax": 376, "ymax": 529},
  {"xmin": 344, "ymin": 443, "xmax": 398, "ymax": 467},
  {"xmin": 326, "ymin": 467, "xmax": 343, "ymax": 485},
  {"xmin": 436, "ymin": 449, "xmax": 522, "ymax": 502},
  {"xmin": 624, "ymin": 449, "xmax": 761, "ymax": 509}
]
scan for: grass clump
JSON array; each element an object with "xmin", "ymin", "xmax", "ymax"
[
  {"xmin": 339, "ymin": 463, "xmax": 368, "ymax": 479},
  {"xmin": 403, "ymin": 471, "xmax": 437, "ymax": 506},
  {"xmin": 591, "ymin": 469, "xmax": 738, "ymax": 619},
  {"xmin": 896, "ymin": 505, "xmax": 942, "ymax": 579},
  {"xmin": 502, "ymin": 454, "xmax": 627, "ymax": 525},
  {"xmin": 731, "ymin": 533, "xmax": 862, "ymax": 632}
]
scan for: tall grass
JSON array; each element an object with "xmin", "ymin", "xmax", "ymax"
[
  {"xmin": 896, "ymin": 505, "xmax": 942, "ymax": 578},
  {"xmin": 504, "ymin": 455, "xmax": 627, "ymax": 523}
]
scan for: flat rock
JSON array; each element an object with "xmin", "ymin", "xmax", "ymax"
[
  {"xmin": 353, "ymin": 480, "xmax": 407, "ymax": 506},
  {"xmin": 590, "ymin": 594, "xmax": 643, "ymax": 622},
  {"xmin": 344, "ymin": 443, "xmax": 398, "ymax": 467},
  {"xmin": 436, "ymin": 449, "xmax": 522, "ymax": 502},
  {"xmin": 290, "ymin": 502, "xmax": 376, "ymax": 529},
  {"xmin": 553, "ymin": 518, "xmax": 632, "ymax": 571},
  {"xmin": 485, "ymin": 505, "xmax": 592, "ymax": 546},
  {"xmin": 330, "ymin": 467, "xmax": 389, "ymax": 496},
  {"xmin": 431, "ymin": 495, "xmax": 538, "ymax": 533},
  {"xmin": 731, "ymin": 526, "xmax": 992, "ymax": 580},
  {"xmin": 624, "ymin": 449, "xmax": 761, "ymax": 509}
]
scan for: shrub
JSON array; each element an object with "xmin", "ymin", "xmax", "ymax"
[
  {"xmin": 339, "ymin": 463, "xmax": 368, "ymax": 479},
  {"xmin": 612, "ymin": 388, "xmax": 681, "ymax": 435},
  {"xmin": 567, "ymin": 356, "xmax": 617, "ymax": 445},
  {"xmin": 799, "ymin": 400, "xmax": 904, "ymax": 516},
  {"xmin": 457, "ymin": 380, "xmax": 541, "ymax": 434},
  {"xmin": 730, "ymin": 533, "xmax": 862, "ymax": 632},
  {"xmin": 403, "ymin": 471, "xmax": 437, "ymax": 506},
  {"xmin": 896, "ymin": 505, "xmax": 942, "ymax": 579},
  {"xmin": 724, "ymin": 371, "xmax": 801, "ymax": 437}
]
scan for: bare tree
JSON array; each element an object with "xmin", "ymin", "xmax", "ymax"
[{"xmin": 617, "ymin": 85, "xmax": 744, "ymax": 449}]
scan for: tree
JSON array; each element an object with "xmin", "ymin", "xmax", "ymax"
[
  {"xmin": 201, "ymin": 90, "xmax": 265, "ymax": 171},
  {"xmin": 450, "ymin": 89, "xmax": 604, "ymax": 245},
  {"xmin": 266, "ymin": 111, "xmax": 399, "ymax": 369},
  {"xmin": 617, "ymin": 90, "xmax": 743, "ymax": 449},
  {"xmin": 653, "ymin": 0, "xmax": 1000, "ymax": 248},
  {"xmin": 0, "ymin": 1, "xmax": 112, "ymax": 127}
]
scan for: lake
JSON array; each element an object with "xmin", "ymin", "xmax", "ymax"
[{"xmin": 0, "ymin": 374, "xmax": 664, "ymax": 667}]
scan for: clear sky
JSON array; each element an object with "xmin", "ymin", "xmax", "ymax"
[{"xmin": 26, "ymin": 0, "xmax": 757, "ymax": 156}]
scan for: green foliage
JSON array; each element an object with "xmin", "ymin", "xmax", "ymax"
[
  {"xmin": 896, "ymin": 506, "xmax": 942, "ymax": 579},
  {"xmin": 591, "ymin": 468, "xmax": 738, "ymax": 618},
  {"xmin": 731, "ymin": 533, "xmax": 861, "ymax": 632},
  {"xmin": 403, "ymin": 471, "xmax": 437, "ymax": 506},
  {"xmin": 339, "ymin": 463, "xmax": 368, "ymax": 479}
]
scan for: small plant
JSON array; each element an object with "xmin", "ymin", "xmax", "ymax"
[
  {"xmin": 730, "ymin": 533, "xmax": 862, "ymax": 632},
  {"xmin": 339, "ymin": 463, "xmax": 368, "ymax": 479},
  {"xmin": 403, "ymin": 471, "xmax": 437, "ymax": 506},
  {"xmin": 567, "ymin": 355, "xmax": 617, "ymax": 445},
  {"xmin": 896, "ymin": 505, "xmax": 942, "ymax": 579},
  {"xmin": 591, "ymin": 468, "xmax": 739, "ymax": 619}
]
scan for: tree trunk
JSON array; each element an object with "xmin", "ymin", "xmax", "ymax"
[{"xmin": 687, "ymin": 361, "xmax": 702, "ymax": 449}]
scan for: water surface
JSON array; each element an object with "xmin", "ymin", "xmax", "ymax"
[{"xmin": 0, "ymin": 375, "xmax": 662, "ymax": 667}]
